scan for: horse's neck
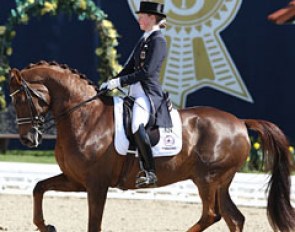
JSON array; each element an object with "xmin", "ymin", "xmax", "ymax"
[
  {"xmin": 34, "ymin": 69, "xmax": 108, "ymax": 139},
  {"xmin": 45, "ymin": 71, "xmax": 98, "ymax": 117}
]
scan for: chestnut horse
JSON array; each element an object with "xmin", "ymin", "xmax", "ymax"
[{"xmin": 9, "ymin": 61, "xmax": 295, "ymax": 232}]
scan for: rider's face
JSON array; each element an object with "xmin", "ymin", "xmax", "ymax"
[{"xmin": 138, "ymin": 13, "xmax": 156, "ymax": 32}]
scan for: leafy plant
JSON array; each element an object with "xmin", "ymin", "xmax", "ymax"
[{"xmin": 241, "ymin": 136, "xmax": 295, "ymax": 172}]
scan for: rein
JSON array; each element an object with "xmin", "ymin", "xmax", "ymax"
[{"xmin": 42, "ymin": 92, "xmax": 103, "ymax": 132}]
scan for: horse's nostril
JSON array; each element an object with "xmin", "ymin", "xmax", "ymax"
[
  {"xmin": 20, "ymin": 130, "xmax": 42, "ymax": 148},
  {"xmin": 20, "ymin": 136, "xmax": 32, "ymax": 146}
]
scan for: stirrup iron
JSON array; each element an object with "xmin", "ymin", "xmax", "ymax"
[{"xmin": 136, "ymin": 160, "xmax": 157, "ymax": 188}]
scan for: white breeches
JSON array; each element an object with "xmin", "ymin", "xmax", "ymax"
[{"xmin": 132, "ymin": 95, "xmax": 151, "ymax": 134}]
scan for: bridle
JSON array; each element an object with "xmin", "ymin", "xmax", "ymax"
[
  {"xmin": 10, "ymin": 76, "xmax": 103, "ymax": 135},
  {"xmin": 10, "ymin": 78, "xmax": 49, "ymax": 135}
]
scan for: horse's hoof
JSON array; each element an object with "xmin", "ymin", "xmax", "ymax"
[{"xmin": 46, "ymin": 225, "xmax": 57, "ymax": 232}]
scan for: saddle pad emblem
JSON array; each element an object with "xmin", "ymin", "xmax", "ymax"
[{"xmin": 164, "ymin": 134, "xmax": 175, "ymax": 147}]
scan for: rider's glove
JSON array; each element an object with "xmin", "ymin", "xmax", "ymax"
[{"xmin": 99, "ymin": 78, "xmax": 121, "ymax": 91}]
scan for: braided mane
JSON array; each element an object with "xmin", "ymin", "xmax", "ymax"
[{"xmin": 24, "ymin": 60, "xmax": 99, "ymax": 92}]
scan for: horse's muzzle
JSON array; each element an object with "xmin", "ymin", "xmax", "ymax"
[{"xmin": 20, "ymin": 127, "xmax": 42, "ymax": 148}]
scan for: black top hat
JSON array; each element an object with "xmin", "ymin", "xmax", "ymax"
[{"xmin": 136, "ymin": 1, "xmax": 166, "ymax": 18}]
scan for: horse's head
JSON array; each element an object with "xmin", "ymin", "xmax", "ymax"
[{"xmin": 9, "ymin": 68, "xmax": 51, "ymax": 148}]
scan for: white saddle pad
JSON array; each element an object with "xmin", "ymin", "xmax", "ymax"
[{"xmin": 113, "ymin": 97, "xmax": 182, "ymax": 157}]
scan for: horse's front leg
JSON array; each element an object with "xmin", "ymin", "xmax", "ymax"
[
  {"xmin": 33, "ymin": 173, "xmax": 85, "ymax": 232},
  {"xmin": 87, "ymin": 183, "xmax": 109, "ymax": 232}
]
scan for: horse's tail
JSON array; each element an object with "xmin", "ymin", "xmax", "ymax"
[{"xmin": 244, "ymin": 119, "xmax": 295, "ymax": 232}]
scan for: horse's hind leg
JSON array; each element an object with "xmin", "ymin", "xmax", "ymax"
[
  {"xmin": 33, "ymin": 173, "xmax": 85, "ymax": 232},
  {"xmin": 219, "ymin": 182, "xmax": 245, "ymax": 232},
  {"xmin": 187, "ymin": 181, "xmax": 221, "ymax": 232}
]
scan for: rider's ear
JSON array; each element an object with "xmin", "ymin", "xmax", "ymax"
[{"xmin": 9, "ymin": 68, "xmax": 22, "ymax": 85}]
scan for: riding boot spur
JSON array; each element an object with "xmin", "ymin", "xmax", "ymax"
[{"xmin": 133, "ymin": 124, "xmax": 157, "ymax": 188}]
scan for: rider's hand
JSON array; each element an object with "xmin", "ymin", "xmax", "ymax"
[
  {"xmin": 99, "ymin": 78, "xmax": 121, "ymax": 91},
  {"xmin": 107, "ymin": 78, "xmax": 121, "ymax": 90},
  {"xmin": 99, "ymin": 81, "xmax": 108, "ymax": 90}
]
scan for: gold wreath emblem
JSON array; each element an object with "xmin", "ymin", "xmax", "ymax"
[{"xmin": 128, "ymin": 0, "xmax": 252, "ymax": 108}]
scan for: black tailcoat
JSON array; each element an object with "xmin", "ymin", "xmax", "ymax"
[{"xmin": 118, "ymin": 30, "xmax": 172, "ymax": 128}]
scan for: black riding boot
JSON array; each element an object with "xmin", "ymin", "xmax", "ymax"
[{"xmin": 133, "ymin": 124, "xmax": 157, "ymax": 188}]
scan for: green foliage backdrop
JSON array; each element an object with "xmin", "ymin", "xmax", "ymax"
[{"xmin": 0, "ymin": 0, "xmax": 122, "ymax": 109}]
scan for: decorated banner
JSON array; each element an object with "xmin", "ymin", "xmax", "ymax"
[{"xmin": 128, "ymin": 0, "xmax": 253, "ymax": 108}]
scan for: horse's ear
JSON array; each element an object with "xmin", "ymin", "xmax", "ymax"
[{"xmin": 9, "ymin": 68, "xmax": 22, "ymax": 85}]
